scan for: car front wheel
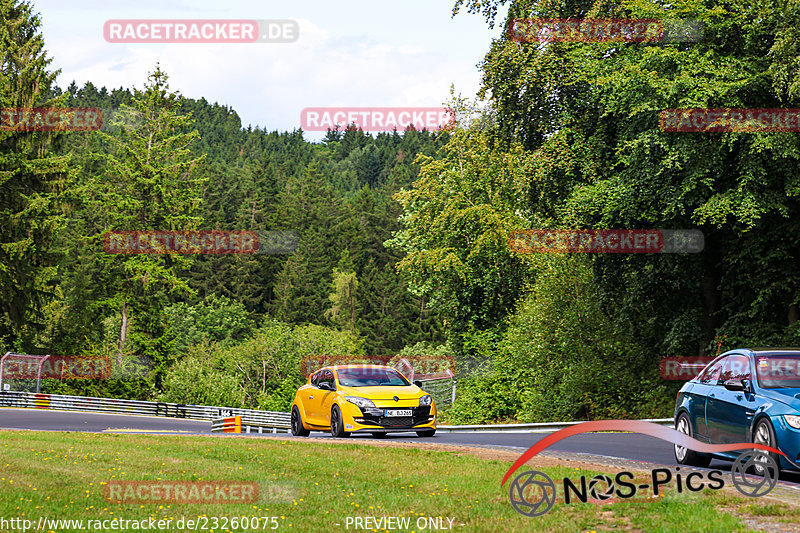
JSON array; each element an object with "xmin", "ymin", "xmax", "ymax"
[
  {"xmin": 291, "ymin": 406, "xmax": 310, "ymax": 437},
  {"xmin": 674, "ymin": 412, "xmax": 710, "ymax": 467},
  {"xmin": 330, "ymin": 405, "xmax": 351, "ymax": 438},
  {"xmin": 753, "ymin": 419, "xmax": 781, "ymax": 474}
]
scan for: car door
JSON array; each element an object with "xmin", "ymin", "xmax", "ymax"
[
  {"xmin": 690, "ymin": 359, "xmax": 723, "ymax": 440},
  {"xmin": 303, "ymin": 371, "xmax": 323, "ymax": 425},
  {"xmin": 317, "ymin": 369, "xmax": 337, "ymax": 426},
  {"xmin": 706, "ymin": 354, "xmax": 754, "ymax": 445}
]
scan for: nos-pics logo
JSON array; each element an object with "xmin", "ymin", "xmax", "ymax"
[{"xmin": 501, "ymin": 420, "xmax": 781, "ymax": 517}]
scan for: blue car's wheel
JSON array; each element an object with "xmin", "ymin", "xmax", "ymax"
[
  {"xmin": 753, "ymin": 419, "xmax": 780, "ymax": 474},
  {"xmin": 674, "ymin": 412, "xmax": 711, "ymax": 467}
]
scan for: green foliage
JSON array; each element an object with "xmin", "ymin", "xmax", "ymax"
[
  {"xmin": 325, "ymin": 269, "xmax": 359, "ymax": 332},
  {"xmin": 158, "ymin": 319, "xmax": 362, "ymax": 408},
  {"xmin": 446, "ymin": 255, "xmax": 674, "ymax": 424},
  {"xmin": 158, "ymin": 340, "xmax": 246, "ymax": 407},
  {"xmin": 0, "ymin": 0, "xmax": 69, "ymax": 348},
  {"xmin": 164, "ymin": 294, "xmax": 255, "ymax": 355}
]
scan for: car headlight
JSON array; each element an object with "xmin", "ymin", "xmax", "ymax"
[
  {"xmin": 419, "ymin": 395, "xmax": 432, "ymax": 406},
  {"xmin": 345, "ymin": 397, "xmax": 375, "ymax": 409},
  {"xmin": 785, "ymin": 415, "xmax": 800, "ymax": 429}
]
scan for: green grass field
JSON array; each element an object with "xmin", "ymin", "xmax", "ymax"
[{"xmin": 0, "ymin": 430, "xmax": 796, "ymax": 532}]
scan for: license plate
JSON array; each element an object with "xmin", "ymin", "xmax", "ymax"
[{"xmin": 384, "ymin": 409, "xmax": 412, "ymax": 417}]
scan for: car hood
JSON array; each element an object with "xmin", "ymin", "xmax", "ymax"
[
  {"xmin": 338, "ymin": 385, "xmax": 422, "ymax": 400},
  {"xmin": 759, "ymin": 387, "xmax": 800, "ymax": 410}
]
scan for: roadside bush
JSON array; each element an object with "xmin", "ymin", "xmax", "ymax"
[
  {"xmin": 445, "ymin": 255, "xmax": 673, "ymax": 424},
  {"xmin": 158, "ymin": 318, "xmax": 362, "ymax": 409}
]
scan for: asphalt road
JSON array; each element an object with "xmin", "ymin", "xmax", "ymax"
[
  {"xmin": 0, "ymin": 407, "xmax": 210, "ymax": 434},
  {"xmin": 0, "ymin": 407, "xmax": 730, "ymax": 466},
  {"xmin": 7, "ymin": 406, "xmax": 800, "ymax": 500}
]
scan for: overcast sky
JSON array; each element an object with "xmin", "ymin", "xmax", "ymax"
[{"xmin": 31, "ymin": 0, "xmax": 508, "ymax": 140}]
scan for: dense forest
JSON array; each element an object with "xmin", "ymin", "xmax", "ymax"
[{"xmin": 3, "ymin": 0, "xmax": 800, "ymax": 422}]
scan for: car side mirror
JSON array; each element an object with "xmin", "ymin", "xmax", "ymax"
[
  {"xmin": 723, "ymin": 378, "xmax": 746, "ymax": 392},
  {"xmin": 413, "ymin": 380, "xmax": 423, "ymax": 388},
  {"xmin": 318, "ymin": 381, "xmax": 334, "ymax": 391}
]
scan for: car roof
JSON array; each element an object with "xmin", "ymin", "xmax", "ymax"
[
  {"xmin": 314, "ymin": 364, "xmax": 396, "ymax": 371},
  {"xmin": 329, "ymin": 364, "xmax": 395, "ymax": 370},
  {"xmin": 736, "ymin": 347, "xmax": 800, "ymax": 355}
]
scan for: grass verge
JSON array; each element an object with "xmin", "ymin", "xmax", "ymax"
[{"xmin": 0, "ymin": 430, "xmax": 793, "ymax": 532}]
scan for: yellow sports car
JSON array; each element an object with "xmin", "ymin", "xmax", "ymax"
[{"xmin": 290, "ymin": 364, "xmax": 437, "ymax": 438}]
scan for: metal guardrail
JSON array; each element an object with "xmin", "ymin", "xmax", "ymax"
[
  {"xmin": 0, "ymin": 390, "xmax": 290, "ymax": 429},
  {"xmin": 0, "ymin": 390, "xmax": 672, "ymax": 435},
  {"xmin": 212, "ymin": 415, "xmax": 290, "ymax": 435},
  {"xmin": 436, "ymin": 418, "xmax": 673, "ymax": 433}
]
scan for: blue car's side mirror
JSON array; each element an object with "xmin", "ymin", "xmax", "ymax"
[{"xmin": 723, "ymin": 378, "xmax": 747, "ymax": 392}]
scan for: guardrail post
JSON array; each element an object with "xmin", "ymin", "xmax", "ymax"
[{"xmin": 451, "ymin": 378, "xmax": 457, "ymax": 404}]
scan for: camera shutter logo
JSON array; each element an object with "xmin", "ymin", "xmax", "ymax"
[
  {"xmin": 508, "ymin": 470, "xmax": 556, "ymax": 517},
  {"xmin": 731, "ymin": 451, "xmax": 778, "ymax": 497}
]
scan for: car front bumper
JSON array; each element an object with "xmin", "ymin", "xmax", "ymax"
[{"xmin": 341, "ymin": 403, "xmax": 436, "ymax": 433}]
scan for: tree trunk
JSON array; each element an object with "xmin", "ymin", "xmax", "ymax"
[
  {"xmin": 701, "ymin": 232, "xmax": 721, "ymax": 356},
  {"xmin": 118, "ymin": 301, "xmax": 128, "ymax": 364}
]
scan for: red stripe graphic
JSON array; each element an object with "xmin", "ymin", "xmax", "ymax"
[{"xmin": 501, "ymin": 420, "xmax": 786, "ymax": 486}]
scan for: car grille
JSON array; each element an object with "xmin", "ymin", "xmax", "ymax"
[{"xmin": 380, "ymin": 416, "xmax": 414, "ymax": 427}]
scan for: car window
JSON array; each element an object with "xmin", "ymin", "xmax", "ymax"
[
  {"xmin": 756, "ymin": 355, "xmax": 800, "ymax": 388},
  {"xmin": 310, "ymin": 371, "xmax": 320, "ymax": 387},
  {"xmin": 336, "ymin": 367, "xmax": 410, "ymax": 387},
  {"xmin": 719, "ymin": 354, "xmax": 751, "ymax": 383},
  {"xmin": 318, "ymin": 369, "xmax": 334, "ymax": 388},
  {"xmin": 698, "ymin": 358, "xmax": 724, "ymax": 384}
]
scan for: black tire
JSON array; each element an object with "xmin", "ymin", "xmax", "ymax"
[
  {"xmin": 674, "ymin": 412, "xmax": 711, "ymax": 467},
  {"xmin": 330, "ymin": 405, "xmax": 350, "ymax": 438},
  {"xmin": 416, "ymin": 429, "xmax": 436, "ymax": 438},
  {"xmin": 291, "ymin": 406, "xmax": 310, "ymax": 437},
  {"xmin": 371, "ymin": 432, "xmax": 387, "ymax": 438},
  {"xmin": 752, "ymin": 419, "xmax": 781, "ymax": 474}
]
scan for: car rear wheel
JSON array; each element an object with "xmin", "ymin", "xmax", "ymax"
[
  {"xmin": 674, "ymin": 412, "xmax": 710, "ymax": 467},
  {"xmin": 291, "ymin": 406, "xmax": 310, "ymax": 437},
  {"xmin": 416, "ymin": 429, "xmax": 436, "ymax": 438},
  {"xmin": 753, "ymin": 419, "xmax": 781, "ymax": 474},
  {"xmin": 330, "ymin": 405, "xmax": 350, "ymax": 438}
]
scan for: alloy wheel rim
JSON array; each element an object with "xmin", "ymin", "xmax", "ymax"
[
  {"xmin": 675, "ymin": 417, "xmax": 689, "ymax": 461},
  {"xmin": 754, "ymin": 424, "xmax": 771, "ymax": 473},
  {"xmin": 331, "ymin": 410, "xmax": 339, "ymax": 434},
  {"xmin": 291, "ymin": 411, "xmax": 299, "ymax": 433}
]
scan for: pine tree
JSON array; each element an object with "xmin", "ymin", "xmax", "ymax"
[
  {"xmin": 0, "ymin": 0, "xmax": 70, "ymax": 348},
  {"xmin": 90, "ymin": 65, "xmax": 206, "ymax": 364}
]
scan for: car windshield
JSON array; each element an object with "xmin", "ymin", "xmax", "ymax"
[
  {"xmin": 336, "ymin": 368, "xmax": 410, "ymax": 387},
  {"xmin": 756, "ymin": 355, "xmax": 800, "ymax": 388}
]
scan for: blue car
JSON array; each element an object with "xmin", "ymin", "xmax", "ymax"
[{"xmin": 673, "ymin": 348, "xmax": 800, "ymax": 471}]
